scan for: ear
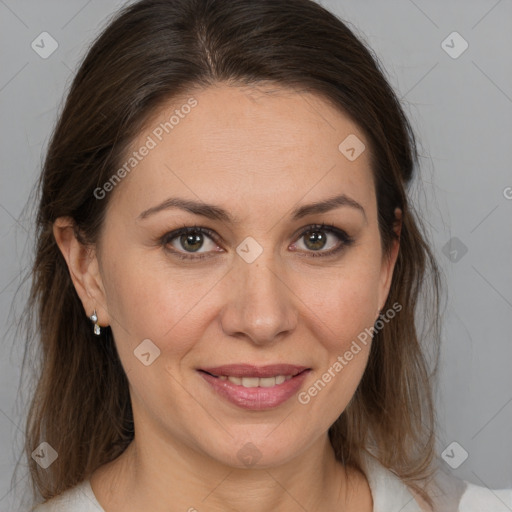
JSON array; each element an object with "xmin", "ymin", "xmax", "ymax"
[
  {"xmin": 377, "ymin": 207, "xmax": 402, "ymax": 312},
  {"xmin": 53, "ymin": 217, "xmax": 110, "ymax": 328}
]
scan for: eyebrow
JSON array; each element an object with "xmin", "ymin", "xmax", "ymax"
[{"xmin": 137, "ymin": 193, "xmax": 367, "ymax": 223}]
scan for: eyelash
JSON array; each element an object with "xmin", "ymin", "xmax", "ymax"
[{"xmin": 159, "ymin": 223, "xmax": 355, "ymax": 261}]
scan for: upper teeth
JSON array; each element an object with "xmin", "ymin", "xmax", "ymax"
[{"xmin": 218, "ymin": 375, "xmax": 293, "ymax": 387}]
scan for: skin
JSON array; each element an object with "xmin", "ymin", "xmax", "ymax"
[{"xmin": 54, "ymin": 83, "xmax": 401, "ymax": 511}]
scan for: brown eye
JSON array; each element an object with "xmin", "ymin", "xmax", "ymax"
[
  {"xmin": 178, "ymin": 232, "xmax": 204, "ymax": 252},
  {"xmin": 302, "ymin": 230, "xmax": 329, "ymax": 251},
  {"xmin": 161, "ymin": 226, "xmax": 221, "ymax": 260},
  {"xmin": 292, "ymin": 224, "xmax": 354, "ymax": 258}
]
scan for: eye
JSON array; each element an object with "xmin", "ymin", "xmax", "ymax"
[
  {"xmin": 291, "ymin": 223, "xmax": 354, "ymax": 258},
  {"xmin": 161, "ymin": 225, "xmax": 220, "ymax": 260},
  {"xmin": 159, "ymin": 223, "xmax": 354, "ymax": 260}
]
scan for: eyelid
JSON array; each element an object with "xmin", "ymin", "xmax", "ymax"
[
  {"xmin": 159, "ymin": 223, "xmax": 354, "ymax": 260},
  {"xmin": 290, "ymin": 223, "xmax": 354, "ymax": 258},
  {"xmin": 160, "ymin": 224, "xmax": 221, "ymax": 259}
]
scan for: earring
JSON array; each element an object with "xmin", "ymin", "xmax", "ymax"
[{"xmin": 89, "ymin": 309, "xmax": 101, "ymax": 336}]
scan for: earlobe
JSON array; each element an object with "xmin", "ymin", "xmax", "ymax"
[{"xmin": 53, "ymin": 217, "xmax": 109, "ymax": 328}]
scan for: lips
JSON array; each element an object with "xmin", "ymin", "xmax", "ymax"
[
  {"xmin": 199, "ymin": 364, "xmax": 309, "ymax": 379},
  {"xmin": 197, "ymin": 365, "xmax": 312, "ymax": 410}
]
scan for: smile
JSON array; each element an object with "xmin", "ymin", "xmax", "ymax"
[
  {"xmin": 204, "ymin": 373, "xmax": 294, "ymax": 387},
  {"xmin": 197, "ymin": 364, "xmax": 311, "ymax": 410}
]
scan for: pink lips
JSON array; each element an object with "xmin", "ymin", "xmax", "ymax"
[{"xmin": 198, "ymin": 364, "xmax": 311, "ymax": 410}]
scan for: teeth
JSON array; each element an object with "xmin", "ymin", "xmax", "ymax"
[
  {"xmin": 259, "ymin": 377, "xmax": 277, "ymax": 387},
  {"xmin": 241, "ymin": 377, "xmax": 259, "ymax": 388},
  {"xmin": 224, "ymin": 375, "xmax": 293, "ymax": 387}
]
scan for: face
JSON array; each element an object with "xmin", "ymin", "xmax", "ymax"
[{"xmin": 77, "ymin": 84, "xmax": 399, "ymax": 468}]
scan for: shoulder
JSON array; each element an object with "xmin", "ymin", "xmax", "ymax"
[
  {"xmin": 458, "ymin": 481, "xmax": 512, "ymax": 512},
  {"xmin": 31, "ymin": 480, "xmax": 104, "ymax": 512},
  {"xmin": 360, "ymin": 451, "xmax": 512, "ymax": 512}
]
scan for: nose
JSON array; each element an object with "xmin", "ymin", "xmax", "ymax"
[{"xmin": 219, "ymin": 249, "xmax": 298, "ymax": 347}]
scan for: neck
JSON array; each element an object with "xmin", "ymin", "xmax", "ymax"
[{"xmin": 91, "ymin": 433, "xmax": 350, "ymax": 512}]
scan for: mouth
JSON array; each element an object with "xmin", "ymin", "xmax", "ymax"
[
  {"xmin": 199, "ymin": 364, "xmax": 309, "ymax": 383},
  {"xmin": 199, "ymin": 372, "xmax": 303, "ymax": 387},
  {"xmin": 197, "ymin": 364, "xmax": 311, "ymax": 410}
]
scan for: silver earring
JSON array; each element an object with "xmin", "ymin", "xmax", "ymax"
[{"xmin": 89, "ymin": 309, "xmax": 101, "ymax": 336}]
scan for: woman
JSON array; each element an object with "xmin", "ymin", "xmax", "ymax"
[{"xmin": 21, "ymin": 0, "xmax": 511, "ymax": 510}]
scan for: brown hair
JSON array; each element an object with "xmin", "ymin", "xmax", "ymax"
[{"xmin": 18, "ymin": 0, "xmax": 443, "ymax": 508}]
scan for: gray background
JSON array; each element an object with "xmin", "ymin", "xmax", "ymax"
[{"xmin": 1, "ymin": 0, "xmax": 511, "ymax": 510}]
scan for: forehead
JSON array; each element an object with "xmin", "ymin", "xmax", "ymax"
[{"xmin": 111, "ymin": 83, "xmax": 375, "ymax": 220}]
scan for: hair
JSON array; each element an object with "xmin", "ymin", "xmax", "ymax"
[{"xmin": 18, "ymin": 0, "xmax": 444, "ymax": 509}]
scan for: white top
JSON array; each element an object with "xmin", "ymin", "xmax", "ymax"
[{"xmin": 31, "ymin": 453, "xmax": 512, "ymax": 511}]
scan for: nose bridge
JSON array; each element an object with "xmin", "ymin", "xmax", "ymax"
[{"xmin": 220, "ymin": 235, "xmax": 298, "ymax": 344}]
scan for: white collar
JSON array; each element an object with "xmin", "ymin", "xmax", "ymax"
[{"xmin": 361, "ymin": 451, "xmax": 426, "ymax": 511}]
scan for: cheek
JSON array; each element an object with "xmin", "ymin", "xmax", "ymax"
[
  {"xmin": 296, "ymin": 261, "xmax": 381, "ymax": 346},
  {"xmin": 299, "ymin": 269, "xmax": 379, "ymax": 412},
  {"xmin": 102, "ymin": 242, "xmax": 217, "ymax": 362},
  {"xmin": 100, "ymin": 244, "xmax": 167, "ymax": 342}
]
